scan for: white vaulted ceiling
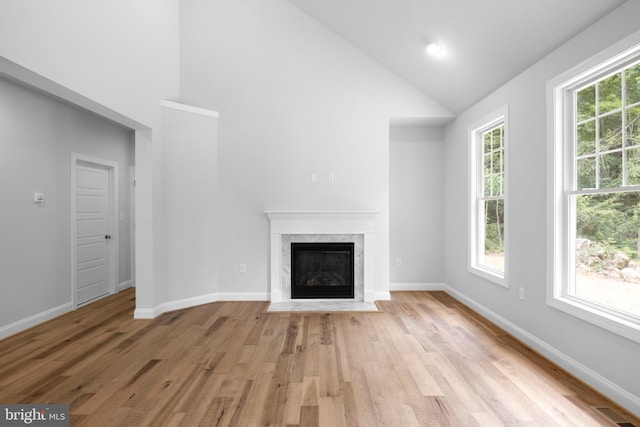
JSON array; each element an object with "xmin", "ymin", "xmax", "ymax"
[{"xmin": 286, "ymin": 0, "xmax": 626, "ymax": 114}]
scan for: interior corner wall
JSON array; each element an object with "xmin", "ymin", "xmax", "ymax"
[
  {"xmin": 179, "ymin": 0, "xmax": 454, "ymax": 300},
  {"xmin": 390, "ymin": 125, "xmax": 445, "ymax": 284},
  {"xmin": 161, "ymin": 106, "xmax": 219, "ymax": 303},
  {"xmin": 442, "ymin": 1, "xmax": 640, "ymax": 413},
  {"xmin": 0, "ymin": 76, "xmax": 134, "ymax": 334}
]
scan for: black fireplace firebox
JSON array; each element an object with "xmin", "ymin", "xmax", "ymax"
[{"xmin": 291, "ymin": 242, "xmax": 355, "ymax": 299}]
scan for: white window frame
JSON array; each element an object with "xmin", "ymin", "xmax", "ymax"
[
  {"xmin": 469, "ymin": 106, "xmax": 509, "ymax": 287},
  {"xmin": 547, "ymin": 29, "xmax": 640, "ymax": 344}
]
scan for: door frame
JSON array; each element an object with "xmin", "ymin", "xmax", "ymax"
[
  {"xmin": 71, "ymin": 153, "xmax": 119, "ymax": 309},
  {"xmin": 129, "ymin": 165, "xmax": 135, "ymax": 288}
]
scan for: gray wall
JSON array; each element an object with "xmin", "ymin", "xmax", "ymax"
[
  {"xmin": 161, "ymin": 105, "xmax": 219, "ymax": 303},
  {"xmin": 179, "ymin": 0, "xmax": 453, "ymax": 299},
  {"xmin": 390, "ymin": 124, "xmax": 444, "ymax": 284},
  {"xmin": 443, "ymin": 1, "xmax": 640, "ymax": 411},
  {"xmin": 0, "ymin": 77, "xmax": 134, "ymax": 331},
  {"xmin": 0, "ymin": 0, "xmax": 180, "ymax": 313}
]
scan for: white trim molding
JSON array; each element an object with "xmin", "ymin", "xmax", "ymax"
[
  {"xmin": 71, "ymin": 153, "xmax": 119, "ymax": 310},
  {"xmin": 153, "ymin": 293, "xmax": 221, "ymax": 315},
  {"xmin": 118, "ymin": 280, "xmax": 133, "ymax": 292},
  {"xmin": 442, "ymin": 284, "xmax": 640, "ymax": 418},
  {"xmin": 0, "ymin": 302, "xmax": 73, "ymax": 340},
  {"xmin": 389, "ymin": 282, "xmax": 448, "ymax": 291},
  {"xmin": 133, "ymin": 292, "xmax": 269, "ymax": 319},
  {"xmin": 216, "ymin": 292, "xmax": 270, "ymax": 301},
  {"xmin": 133, "ymin": 308, "xmax": 157, "ymax": 320},
  {"xmin": 547, "ymin": 28, "xmax": 640, "ymax": 344},
  {"xmin": 161, "ymin": 100, "xmax": 220, "ymax": 118},
  {"xmin": 375, "ymin": 291, "xmax": 392, "ymax": 301},
  {"xmin": 468, "ymin": 105, "xmax": 509, "ymax": 288}
]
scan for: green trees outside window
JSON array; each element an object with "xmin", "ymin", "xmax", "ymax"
[
  {"xmin": 481, "ymin": 124, "xmax": 505, "ymax": 272},
  {"xmin": 576, "ymin": 63, "xmax": 640, "ymax": 257},
  {"xmin": 573, "ymin": 61, "xmax": 640, "ymax": 317}
]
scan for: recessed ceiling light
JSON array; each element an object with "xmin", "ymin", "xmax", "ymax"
[{"xmin": 425, "ymin": 40, "xmax": 445, "ymax": 57}]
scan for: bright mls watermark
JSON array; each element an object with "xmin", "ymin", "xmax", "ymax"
[{"xmin": 0, "ymin": 405, "xmax": 69, "ymax": 426}]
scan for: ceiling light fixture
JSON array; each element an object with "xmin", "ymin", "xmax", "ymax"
[{"xmin": 425, "ymin": 40, "xmax": 445, "ymax": 57}]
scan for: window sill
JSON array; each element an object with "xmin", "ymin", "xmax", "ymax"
[
  {"xmin": 469, "ymin": 265, "xmax": 507, "ymax": 288},
  {"xmin": 548, "ymin": 295, "xmax": 640, "ymax": 344}
]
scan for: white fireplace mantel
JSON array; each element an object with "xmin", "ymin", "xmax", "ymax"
[{"xmin": 265, "ymin": 210, "xmax": 378, "ymax": 303}]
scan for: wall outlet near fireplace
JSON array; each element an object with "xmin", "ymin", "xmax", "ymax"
[{"xmin": 240, "ymin": 263, "xmax": 247, "ymax": 273}]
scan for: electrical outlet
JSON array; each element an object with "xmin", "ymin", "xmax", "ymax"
[
  {"xmin": 311, "ymin": 173, "xmax": 318, "ymax": 182},
  {"xmin": 328, "ymin": 172, "xmax": 335, "ymax": 182},
  {"xmin": 395, "ymin": 258, "xmax": 402, "ymax": 266},
  {"xmin": 240, "ymin": 264, "xmax": 247, "ymax": 273},
  {"xmin": 519, "ymin": 287, "xmax": 525, "ymax": 300}
]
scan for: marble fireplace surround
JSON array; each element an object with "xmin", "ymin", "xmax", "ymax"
[{"xmin": 265, "ymin": 211, "xmax": 378, "ymax": 303}]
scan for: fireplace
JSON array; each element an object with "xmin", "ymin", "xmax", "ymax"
[
  {"xmin": 291, "ymin": 242, "xmax": 354, "ymax": 299},
  {"xmin": 265, "ymin": 210, "xmax": 380, "ymax": 303}
]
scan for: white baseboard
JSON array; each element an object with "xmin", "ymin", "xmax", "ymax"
[
  {"xmin": 389, "ymin": 282, "xmax": 447, "ymax": 291},
  {"xmin": 441, "ymin": 284, "xmax": 640, "ymax": 418},
  {"xmin": 160, "ymin": 292, "xmax": 220, "ymax": 313},
  {"xmin": 133, "ymin": 292, "xmax": 269, "ymax": 319},
  {"xmin": 118, "ymin": 280, "xmax": 133, "ymax": 292},
  {"xmin": 134, "ymin": 293, "xmax": 220, "ymax": 319},
  {"xmin": 0, "ymin": 302, "xmax": 73, "ymax": 340},
  {"xmin": 374, "ymin": 291, "xmax": 391, "ymax": 300},
  {"xmin": 216, "ymin": 292, "xmax": 269, "ymax": 301},
  {"xmin": 133, "ymin": 308, "xmax": 157, "ymax": 319}
]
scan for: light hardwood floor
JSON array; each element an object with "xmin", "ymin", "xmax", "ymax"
[{"xmin": 0, "ymin": 289, "xmax": 638, "ymax": 426}]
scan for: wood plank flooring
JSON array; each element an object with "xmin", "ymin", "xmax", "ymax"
[{"xmin": 0, "ymin": 289, "xmax": 638, "ymax": 426}]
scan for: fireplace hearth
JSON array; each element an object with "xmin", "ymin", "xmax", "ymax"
[{"xmin": 291, "ymin": 242, "xmax": 354, "ymax": 299}]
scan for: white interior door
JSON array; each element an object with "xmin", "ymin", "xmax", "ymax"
[{"xmin": 75, "ymin": 162, "xmax": 112, "ymax": 306}]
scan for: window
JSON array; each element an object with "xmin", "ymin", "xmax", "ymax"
[
  {"xmin": 549, "ymin": 31, "xmax": 640, "ymax": 342},
  {"xmin": 469, "ymin": 107, "xmax": 508, "ymax": 286}
]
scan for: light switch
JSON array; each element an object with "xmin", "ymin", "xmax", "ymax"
[{"xmin": 33, "ymin": 192, "xmax": 45, "ymax": 203}]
